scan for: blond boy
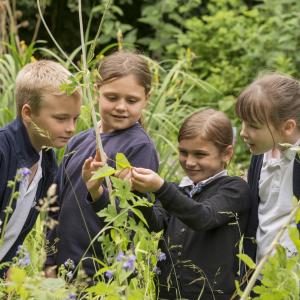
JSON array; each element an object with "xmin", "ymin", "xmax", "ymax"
[{"xmin": 0, "ymin": 60, "xmax": 81, "ymax": 274}]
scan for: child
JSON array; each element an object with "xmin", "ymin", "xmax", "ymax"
[
  {"xmin": 0, "ymin": 60, "xmax": 82, "ymax": 271},
  {"xmin": 235, "ymin": 73, "xmax": 300, "ymax": 265},
  {"xmin": 45, "ymin": 51, "xmax": 159, "ymax": 278},
  {"xmin": 126, "ymin": 109, "xmax": 251, "ymax": 300}
]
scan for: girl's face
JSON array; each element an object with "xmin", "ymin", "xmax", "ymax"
[
  {"xmin": 240, "ymin": 121, "xmax": 282, "ymax": 154},
  {"xmin": 98, "ymin": 74, "xmax": 148, "ymax": 133},
  {"xmin": 178, "ymin": 135, "xmax": 232, "ymax": 184}
]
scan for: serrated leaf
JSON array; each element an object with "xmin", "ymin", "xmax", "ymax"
[
  {"xmin": 116, "ymin": 153, "xmax": 131, "ymax": 170},
  {"xmin": 237, "ymin": 253, "xmax": 256, "ymax": 269},
  {"xmin": 91, "ymin": 165, "xmax": 116, "ymax": 180},
  {"xmin": 131, "ymin": 207, "xmax": 148, "ymax": 227}
]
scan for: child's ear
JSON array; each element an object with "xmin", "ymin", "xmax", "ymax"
[
  {"xmin": 21, "ymin": 104, "xmax": 33, "ymax": 123},
  {"xmin": 222, "ymin": 145, "xmax": 234, "ymax": 164},
  {"xmin": 282, "ymin": 119, "xmax": 297, "ymax": 137}
]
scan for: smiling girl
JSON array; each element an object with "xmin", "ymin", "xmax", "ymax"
[
  {"xmin": 236, "ymin": 73, "xmax": 300, "ymax": 265},
  {"xmin": 44, "ymin": 51, "xmax": 159, "ymax": 278},
  {"xmin": 125, "ymin": 108, "xmax": 251, "ymax": 299}
]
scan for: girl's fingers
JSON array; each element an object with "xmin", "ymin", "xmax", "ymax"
[{"xmin": 82, "ymin": 157, "xmax": 93, "ymax": 171}]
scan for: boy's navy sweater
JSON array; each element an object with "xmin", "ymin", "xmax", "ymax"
[
  {"xmin": 245, "ymin": 154, "xmax": 300, "ymax": 262},
  {"xmin": 0, "ymin": 117, "xmax": 57, "ymax": 265},
  {"xmin": 140, "ymin": 176, "xmax": 251, "ymax": 300},
  {"xmin": 45, "ymin": 123, "xmax": 159, "ymax": 277}
]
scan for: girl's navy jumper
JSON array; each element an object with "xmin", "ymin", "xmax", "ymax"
[
  {"xmin": 0, "ymin": 117, "xmax": 57, "ymax": 265},
  {"xmin": 45, "ymin": 123, "xmax": 159, "ymax": 277},
  {"xmin": 141, "ymin": 176, "xmax": 251, "ymax": 300}
]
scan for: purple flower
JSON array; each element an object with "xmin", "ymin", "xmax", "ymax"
[
  {"xmin": 105, "ymin": 270, "xmax": 114, "ymax": 279},
  {"xmin": 16, "ymin": 245, "xmax": 30, "ymax": 267},
  {"xmin": 65, "ymin": 293, "xmax": 76, "ymax": 300},
  {"xmin": 116, "ymin": 251, "xmax": 125, "ymax": 262},
  {"xmin": 153, "ymin": 266, "xmax": 161, "ymax": 275},
  {"xmin": 122, "ymin": 255, "xmax": 136, "ymax": 271},
  {"xmin": 17, "ymin": 168, "xmax": 31, "ymax": 181},
  {"xmin": 66, "ymin": 271, "xmax": 73, "ymax": 281},
  {"xmin": 158, "ymin": 252, "xmax": 166, "ymax": 261},
  {"xmin": 64, "ymin": 258, "xmax": 75, "ymax": 270},
  {"xmin": 18, "ymin": 252, "xmax": 30, "ymax": 267}
]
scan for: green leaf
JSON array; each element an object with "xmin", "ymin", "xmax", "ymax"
[
  {"xmin": 91, "ymin": 165, "xmax": 116, "ymax": 180},
  {"xmin": 237, "ymin": 253, "xmax": 256, "ymax": 269},
  {"xmin": 115, "ymin": 153, "xmax": 131, "ymax": 170}
]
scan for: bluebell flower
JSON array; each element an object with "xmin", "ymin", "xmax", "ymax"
[
  {"xmin": 116, "ymin": 251, "xmax": 125, "ymax": 262},
  {"xmin": 65, "ymin": 293, "xmax": 76, "ymax": 300},
  {"xmin": 64, "ymin": 258, "xmax": 75, "ymax": 270},
  {"xmin": 16, "ymin": 245, "xmax": 31, "ymax": 267},
  {"xmin": 17, "ymin": 168, "xmax": 31, "ymax": 181},
  {"xmin": 153, "ymin": 266, "xmax": 161, "ymax": 275},
  {"xmin": 105, "ymin": 270, "xmax": 114, "ymax": 279},
  {"xmin": 18, "ymin": 252, "xmax": 30, "ymax": 267},
  {"xmin": 66, "ymin": 271, "xmax": 73, "ymax": 280},
  {"xmin": 122, "ymin": 255, "xmax": 136, "ymax": 271},
  {"xmin": 158, "ymin": 252, "xmax": 166, "ymax": 261}
]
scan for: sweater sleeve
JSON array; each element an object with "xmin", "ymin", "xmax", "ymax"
[{"xmin": 155, "ymin": 177, "xmax": 251, "ymax": 231}]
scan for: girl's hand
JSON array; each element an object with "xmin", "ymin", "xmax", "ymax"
[
  {"xmin": 115, "ymin": 167, "xmax": 133, "ymax": 186},
  {"xmin": 82, "ymin": 149, "xmax": 105, "ymax": 201},
  {"xmin": 131, "ymin": 167, "xmax": 164, "ymax": 193}
]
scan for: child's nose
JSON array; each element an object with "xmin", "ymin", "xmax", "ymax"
[
  {"xmin": 66, "ymin": 120, "xmax": 76, "ymax": 133},
  {"xmin": 240, "ymin": 123, "xmax": 247, "ymax": 138},
  {"xmin": 115, "ymin": 99, "xmax": 126, "ymax": 111},
  {"xmin": 185, "ymin": 155, "xmax": 197, "ymax": 166}
]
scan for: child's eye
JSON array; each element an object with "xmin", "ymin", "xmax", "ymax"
[
  {"xmin": 127, "ymin": 98, "xmax": 138, "ymax": 104},
  {"xmin": 179, "ymin": 150, "xmax": 187, "ymax": 156},
  {"xmin": 54, "ymin": 116, "xmax": 66, "ymax": 121},
  {"xmin": 105, "ymin": 94, "xmax": 118, "ymax": 101}
]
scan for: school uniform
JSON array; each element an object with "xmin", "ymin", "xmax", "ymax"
[
  {"xmin": 45, "ymin": 122, "xmax": 159, "ymax": 277},
  {"xmin": 245, "ymin": 150, "xmax": 300, "ymax": 262},
  {"xmin": 141, "ymin": 174, "xmax": 251, "ymax": 300},
  {"xmin": 0, "ymin": 117, "xmax": 57, "ymax": 268}
]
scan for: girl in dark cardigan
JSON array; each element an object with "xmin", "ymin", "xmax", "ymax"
[{"xmin": 123, "ymin": 109, "xmax": 251, "ymax": 300}]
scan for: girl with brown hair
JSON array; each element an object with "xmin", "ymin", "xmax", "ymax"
[
  {"xmin": 45, "ymin": 51, "xmax": 159, "ymax": 279},
  {"xmin": 236, "ymin": 73, "xmax": 300, "ymax": 266},
  {"xmin": 123, "ymin": 108, "xmax": 251, "ymax": 299}
]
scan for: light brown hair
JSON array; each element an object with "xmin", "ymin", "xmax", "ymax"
[
  {"xmin": 96, "ymin": 51, "xmax": 152, "ymax": 94},
  {"xmin": 15, "ymin": 60, "xmax": 81, "ymax": 116},
  {"xmin": 178, "ymin": 108, "xmax": 233, "ymax": 153},
  {"xmin": 235, "ymin": 73, "xmax": 300, "ymax": 129}
]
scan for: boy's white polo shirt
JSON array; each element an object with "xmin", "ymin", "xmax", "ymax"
[{"xmin": 0, "ymin": 152, "xmax": 43, "ymax": 261}]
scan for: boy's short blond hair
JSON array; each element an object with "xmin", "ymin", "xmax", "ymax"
[{"xmin": 15, "ymin": 60, "xmax": 81, "ymax": 116}]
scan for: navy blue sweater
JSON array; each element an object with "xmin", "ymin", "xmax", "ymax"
[
  {"xmin": 140, "ymin": 176, "xmax": 251, "ymax": 300},
  {"xmin": 245, "ymin": 154, "xmax": 300, "ymax": 262},
  {"xmin": 45, "ymin": 123, "xmax": 159, "ymax": 277},
  {"xmin": 0, "ymin": 117, "xmax": 57, "ymax": 265}
]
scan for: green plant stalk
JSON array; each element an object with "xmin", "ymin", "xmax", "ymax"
[
  {"xmin": 36, "ymin": 0, "xmax": 79, "ymax": 72},
  {"xmin": 240, "ymin": 200, "xmax": 300, "ymax": 300},
  {"xmin": 86, "ymin": 0, "xmax": 111, "ymax": 63},
  {"xmin": 0, "ymin": 179, "xmax": 19, "ymax": 245},
  {"xmin": 78, "ymin": 0, "xmax": 114, "ymax": 208}
]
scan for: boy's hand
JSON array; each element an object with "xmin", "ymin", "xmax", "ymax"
[
  {"xmin": 44, "ymin": 265, "xmax": 57, "ymax": 278},
  {"xmin": 131, "ymin": 167, "xmax": 164, "ymax": 193},
  {"xmin": 82, "ymin": 149, "xmax": 105, "ymax": 201}
]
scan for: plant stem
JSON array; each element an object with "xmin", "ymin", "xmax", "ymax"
[
  {"xmin": 78, "ymin": 0, "xmax": 114, "ymax": 208},
  {"xmin": 36, "ymin": 0, "xmax": 79, "ymax": 71},
  {"xmin": 240, "ymin": 200, "xmax": 300, "ymax": 300}
]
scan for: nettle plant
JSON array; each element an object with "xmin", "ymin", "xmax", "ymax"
[{"xmin": 74, "ymin": 154, "xmax": 164, "ymax": 299}]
